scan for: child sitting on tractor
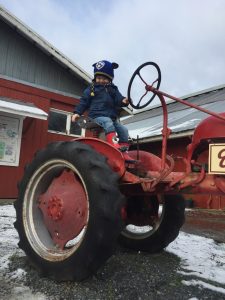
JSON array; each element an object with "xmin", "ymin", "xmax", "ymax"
[{"xmin": 71, "ymin": 60, "xmax": 133, "ymax": 161}]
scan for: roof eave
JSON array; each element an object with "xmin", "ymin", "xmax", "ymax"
[
  {"xmin": 133, "ymin": 129, "xmax": 194, "ymax": 143},
  {"xmin": 0, "ymin": 98, "xmax": 48, "ymax": 120}
]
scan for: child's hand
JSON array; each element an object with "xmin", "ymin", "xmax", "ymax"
[
  {"xmin": 71, "ymin": 114, "xmax": 80, "ymax": 122},
  {"xmin": 122, "ymin": 98, "xmax": 129, "ymax": 105}
]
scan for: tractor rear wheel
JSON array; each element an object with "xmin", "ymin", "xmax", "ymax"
[
  {"xmin": 14, "ymin": 141, "xmax": 124, "ymax": 281},
  {"xmin": 119, "ymin": 194, "xmax": 185, "ymax": 252}
]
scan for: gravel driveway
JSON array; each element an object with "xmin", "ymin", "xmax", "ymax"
[{"xmin": 1, "ymin": 204, "xmax": 225, "ymax": 300}]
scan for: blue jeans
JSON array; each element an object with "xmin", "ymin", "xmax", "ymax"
[{"xmin": 94, "ymin": 116, "xmax": 129, "ymax": 143}]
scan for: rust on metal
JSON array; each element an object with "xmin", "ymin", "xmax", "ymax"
[{"xmin": 39, "ymin": 170, "xmax": 88, "ymax": 249}]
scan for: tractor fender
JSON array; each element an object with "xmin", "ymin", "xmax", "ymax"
[{"xmin": 73, "ymin": 137, "xmax": 126, "ymax": 178}]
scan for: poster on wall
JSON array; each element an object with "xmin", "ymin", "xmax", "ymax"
[{"xmin": 0, "ymin": 114, "xmax": 22, "ymax": 166}]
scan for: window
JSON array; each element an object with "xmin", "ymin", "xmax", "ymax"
[{"xmin": 48, "ymin": 109, "xmax": 82, "ymax": 136}]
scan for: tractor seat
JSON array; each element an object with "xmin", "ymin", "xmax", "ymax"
[
  {"xmin": 77, "ymin": 116, "xmax": 137, "ymax": 165},
  {"xmin": 77, "ymin": 116, "xmax": 103, "ymax": 130},
  {"xmin": 77, "ymin": 116, "xmax": 105, "ymax": 138}
]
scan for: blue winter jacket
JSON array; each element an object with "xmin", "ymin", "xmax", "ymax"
[{"xmin": 74, "ymin": 83, "xmax": 127, "ymax": 120}]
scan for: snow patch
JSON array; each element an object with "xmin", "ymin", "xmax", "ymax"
[
  {"xmin": 9, "ymin": 286, "xmax": 48, "ymax": 300},
  {"xmin": 183, "ymin": 279, "xmax": 225, "ymax": 295},
  {"xmin": 166, "ymin": 232, "xmax": 225, "ymax": 285}
]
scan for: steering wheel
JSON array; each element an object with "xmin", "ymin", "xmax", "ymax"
[{"xmin": 127, "ymin": 62, "xmax": 161, "ymax": 109}]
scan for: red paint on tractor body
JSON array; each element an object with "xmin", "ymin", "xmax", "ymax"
[{"xmin": 118, "ymin": 85, "xmax": 225, "ymax": 206}]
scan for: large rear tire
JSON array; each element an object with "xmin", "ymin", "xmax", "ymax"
[
  {"xmin": 119, "ymin": 194, "xmax": 185, "ymax": 252},
  {"xmin": 14, "ymin": 141, "xmax": 124, "ymax": 281}
]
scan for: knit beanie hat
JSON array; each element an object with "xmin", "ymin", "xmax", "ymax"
[{"xmin": 92, "ymin": 60, "xmax": 119, "ymax": 80}]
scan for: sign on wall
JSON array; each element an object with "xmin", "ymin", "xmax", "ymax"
[{"xmin": 0, "ymin": 114, "xmax": 23, "ymax": 166}]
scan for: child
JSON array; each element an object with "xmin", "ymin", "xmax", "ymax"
[{"xmin": 72, "ymin": 60, "xmax": 133, "ymax": 160}]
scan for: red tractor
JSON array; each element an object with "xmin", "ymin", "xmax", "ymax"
[{"xmin": 14, "ymin": 62, "xmax": 225, "ymax": 281}]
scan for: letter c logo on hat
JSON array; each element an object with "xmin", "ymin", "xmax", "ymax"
[{"xmin": 96, "ymin": 61, "xmax": 105, "ymax": 70}]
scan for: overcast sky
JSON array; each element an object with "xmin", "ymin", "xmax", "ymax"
[{"xmin": 0, "ymin": 0, "xmax": 225, "ymax": 101}]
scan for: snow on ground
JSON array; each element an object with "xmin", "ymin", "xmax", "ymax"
[
  {"xmin": 166, "ymin": 232, "xmax": 225, "ymax": 294},
  {"xmin": 0, "ymin": 205, "xmax": 18, "ymax": 271},
  {"xmin": 0, "ymin": 204, "xmax": 225, "ymax": 297},
  {"xmin": 0, "ymin": 205, "xmax": 48, "ymax": 300}
]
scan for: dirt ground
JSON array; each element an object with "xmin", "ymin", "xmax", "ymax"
[
  {"xmin": 0, "ymin": 202, "xmax": 225, "ymax": 299},
  {"xmin": 182, "ymin": 208, "xmax": 225, "ymax": 243}
]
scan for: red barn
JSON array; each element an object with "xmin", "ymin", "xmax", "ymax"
[{"xmin": 0, "ymin": 6, "xmax": 92, "ymax": 199}]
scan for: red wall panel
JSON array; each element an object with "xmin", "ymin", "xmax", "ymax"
[{"xmin": 0, "ymin": 78, "xmax": 80, "ymax": 198}]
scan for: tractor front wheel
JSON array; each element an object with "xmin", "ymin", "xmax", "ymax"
[
  {"xmin": 119, "ymin": 194, "xmax": 185, "ymax": 253},
  {"xmin": 14, "ymin": 141, "xmax": 124, "ymax": 281}
]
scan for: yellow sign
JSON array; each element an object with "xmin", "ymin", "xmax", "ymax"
[{"xmin": 209, "ymin": 144, "xmax": 225, "ymax": 174}]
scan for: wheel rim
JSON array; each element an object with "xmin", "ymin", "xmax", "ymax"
[
  {"xmin": 121, "ymin": 203, "xmax": 165, "ymax": 240},
  {"xmin": 23, "ymin": 159, "xmax": 89, "ymax": 261}
]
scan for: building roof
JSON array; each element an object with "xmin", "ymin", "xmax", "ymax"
[
  {"xmin": 0, "ymin": 5, "xmax": 92, "ymax": 84},
  {"xmin": 123, "ymin": 84, "xmax": 225, "ymax": 142}
]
